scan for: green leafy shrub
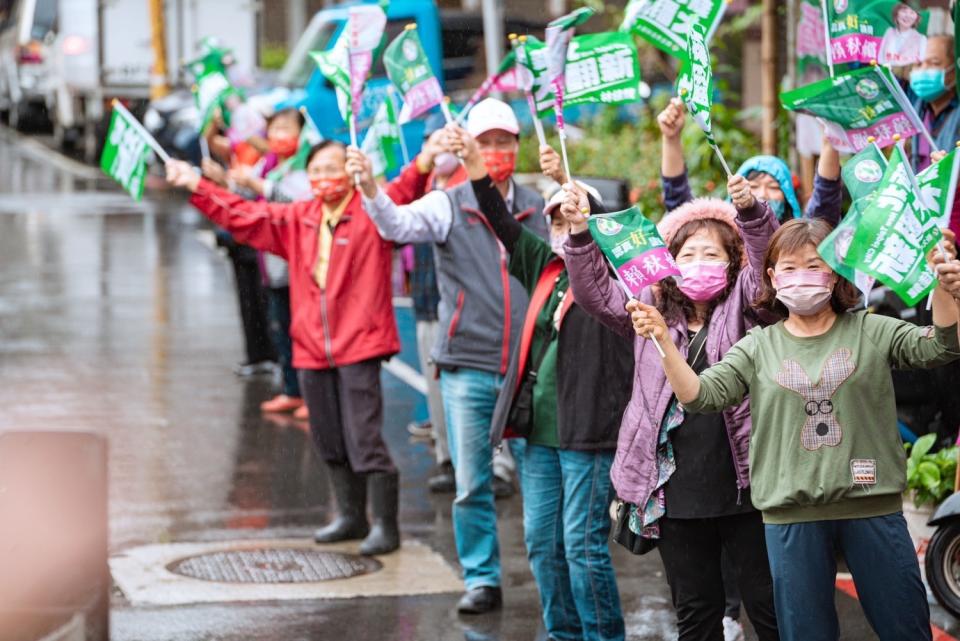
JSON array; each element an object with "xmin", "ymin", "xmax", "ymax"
[
  {"xmin": 261, "ymin": 44, "xmax": 288, "ymax": 71},
  {"xmin": 905, "ymin": 433, "xmax": 958, "ymax": 508}
]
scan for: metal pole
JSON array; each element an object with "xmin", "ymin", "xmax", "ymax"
[
  {"xmin": 148, "ymin": 0, "xmax": 170, "ymax": 99},
  {"xmin": 481, "ymin": 0, "xmax": 504, "ymax": 98}
]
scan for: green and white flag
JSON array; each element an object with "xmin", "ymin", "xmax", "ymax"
[
  {"xmin": 311, "ymin": 35, "xmax": 352, "ymax": 121},
  {"xmin": 587, "ymin": 206, "xmax": 681, "ymax": 297},
  {"xmin": 843, "ymin": 145, "xmax": 942, "ymax": 305},
  {"xmin": 917, "ymin": 149, "xmax": 960, "ymax": 229},
  {"xmin": 100, "ymin": 107, "xmax": 151, "ymax": 202},
  {"xmin": 520, "ymin": 33, "xmax": 642, "ymax": 116},
  {"xmin": 820, "ymin": 144, "xmax": 889, "ymax": 297},
  {"xmin": 841, "ymin": 142, "xmax": 888, "ymax": 202},
  {"xmin": 620, "ymin": 0, "xmax": 726, "ymax": 62},
  {"xmin": 194, "ymin": 70, "xmax": 236, "ymax": 133},
  {"xmin": 383, "ymin": 26, "xmax": 444, "ymax": 123},
  {"xmin": 676, "ymin": 22, "xmax": 714, "ymax": 140},
  {"xmin": 780, "ymin": 65, "xmax": 921, "ymax": 153},
  {"xmin": 361, "ymin": 96, "xmax": 402, "ymax": 177}
]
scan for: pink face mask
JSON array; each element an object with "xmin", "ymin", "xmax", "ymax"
[
  {"xmin": 774, "ymin": 270, "xmax": 835, "ymax": 316},
  {"xmin": 678, "ymin": 261, "xmax": 729, "ymax": 302}
]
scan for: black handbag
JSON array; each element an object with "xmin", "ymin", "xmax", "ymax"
[
  {"xmin": 611, "ymin": 499, "xmax": 657, "ymax": 555},
  {"xmin": 507, "ymin": 330, "xmax": 554, "ymax": 438}
]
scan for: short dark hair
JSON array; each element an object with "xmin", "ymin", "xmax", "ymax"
[
  {"xmin": 267, "ymin": 107, "xmax": 305, "ymax": 130},
  {"xmin": 306, "ymin": 139, "xmax": 346, "ymax": 166},
  {"xmin": 754, "ymin": 218, "xmax": 863, "ymax": 316}
]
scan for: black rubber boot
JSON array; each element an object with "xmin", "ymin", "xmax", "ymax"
[
  {"xmin": 314, "ymin": 464, "xmax": 369, "ymax": 543},
  {"xmin": 359, "ymin": 471, "xmax": 400, "ymax": 556}
]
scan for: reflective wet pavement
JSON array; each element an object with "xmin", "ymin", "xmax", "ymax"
[{"xmin": 0, "ymin": 129, "xmax": 953, "ymax": 640}]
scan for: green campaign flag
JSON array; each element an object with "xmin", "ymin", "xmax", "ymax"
[
  {"xmin": 100, "ymin": 107, "xmax": 151, "ymax": 202},
  {"xmin": 311, "ymin": 34, "xmax": 352, "ymax": 120},
  {"xmin": 917, "ymin": 148, "xmax": 960, "ymax": 229},
  {"xmin": 587, "ymin": 205, "xmax": 681, "ymax": 297},
  {"xmin": 844, "ymin": 145, "xmax": 941, "ymax": 305},
  {"xmin": 266, "ymin": 111, "xmax": 323, "ymax": 183},
  {"xmin": 818, "ymin": 200, "xmax": 877, "ymax": 300},
  {"xmin": 520, "ymin": 33, "xmax": 642, "ymax": 116},
  {"xmin": 621, "ymin": 0, "xmax": 726, "ymax": 62},
  {"xmin": 194, "ymin": 70, "xmax": 238, "ymax": 133},
  {"xmin": 780, "ymin": 65, "xmax": 920, "ymax": 153},
  {"xmin": 361, "ymin": 97, "xmax": 402, "ymax": 177},
  {"xmin": 824, "ymin": 0, "xmax": 929, "ymax": 67},
  {"xmin": 676, "ymin": 22, "xmax": 714, "ymax": 140},
  {"xmin": 383, "ymin": 27, "xmax": 444, "ymax": 123},
  {"xmin": 841, "ymin": 143, "xmax": 888, "ymax": 202}
]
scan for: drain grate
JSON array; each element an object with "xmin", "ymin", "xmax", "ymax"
[{"xmin": 167, "ymin": 548, "xmax": 383, "ymax": 584}]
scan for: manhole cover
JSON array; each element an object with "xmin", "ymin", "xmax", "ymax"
[{"xmin": 167, "ymin": 548, "xmax": 383, "ymax": 584}]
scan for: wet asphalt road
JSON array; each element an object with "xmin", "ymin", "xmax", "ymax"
[{"xmin": 0, "ymin": 128, "xmax": 952, "ymax": 640}]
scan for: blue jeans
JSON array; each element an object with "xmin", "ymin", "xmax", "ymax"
[
  {"xmin": 519, "ymin": 445, "xmax": 624, "ymax": 641},
  {"xmin": 440, "ymin": 368, "xmax": 512, "ymax": 590},
  {"xmin": 765, "ymin": 512, "xmax": 931, "ymax": 641},
  {"xmin": 266, "ymin": 286, "xmax": 299, "ymax": 398}
]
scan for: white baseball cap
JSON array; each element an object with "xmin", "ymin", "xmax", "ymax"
[
  {"xmin": 466, "ymin": 98, "xmax": 520, "ymax": 138},
  {"xmin": 544, "ymin": 181, "xmax": 602, "ymax": 218}
]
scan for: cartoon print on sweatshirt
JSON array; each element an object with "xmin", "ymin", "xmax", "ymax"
[{"xmin": 775, "ymin": 348, "xmax": 855, "ymax": 451}]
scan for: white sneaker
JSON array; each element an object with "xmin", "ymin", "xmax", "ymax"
[{"xmin": 722, "ymin": 616, "xmax": 744, "ymax": 641}]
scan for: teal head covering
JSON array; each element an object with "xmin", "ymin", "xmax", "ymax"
[{"xmin": 735, "ymin": 155, "xmax": 801, "ymax": 221}]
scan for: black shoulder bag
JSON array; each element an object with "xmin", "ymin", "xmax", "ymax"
[{"xmin": 507, "ymin": 329, "xmax": 555, "ymax": 439}]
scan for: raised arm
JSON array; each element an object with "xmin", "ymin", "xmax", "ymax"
[
  {"xmin": 804, "ymin": 136, "xmax": 843, "ymax": 226},
  {"xmin": 167, "ymin": 160, "xmax": 291, "ymax": 258},
  {"xmin": 728, "ymin": 173, "xmax": 779, "ymax": 297},
  {"xmin": 659, "ymin": 98, "xmax": 694, "ymax": 211},
  {"xmin": 630, "ymin": 301, "xmax": 755, "ymax": 412},
  {"xmin": 560, "ymin": 186, "xmax": 634, "ymax": 338},
  {"xmin": 383, "ymin": 136, "xmax": 441, "ymax": 206},
  {"xmin": 349, "ymin": 148, "xmax": 453, "ymax": 244}
]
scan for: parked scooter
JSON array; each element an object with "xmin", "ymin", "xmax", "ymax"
[{"xmin": 926, "ymin": 459, "xmax": 960, "ymax": 618}]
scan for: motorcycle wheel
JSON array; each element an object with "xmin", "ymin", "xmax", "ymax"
[{"xmin": 925, "ymin": 522, "xmax": 960, "ymax": 619}]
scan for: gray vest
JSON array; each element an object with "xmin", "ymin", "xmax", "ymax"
[{"xmin": 431, "ymin": 180, "xmax": 547, "ymax": 374}]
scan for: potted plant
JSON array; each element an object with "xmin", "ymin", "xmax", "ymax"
[{"xmin": 903, "ymin": 433, "xmax": 958, "ymax": 559}]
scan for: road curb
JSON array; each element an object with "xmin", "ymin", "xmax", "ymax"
[{"xmin": 0, "ymin": 126, "xmax": 103, "ymax": 180}]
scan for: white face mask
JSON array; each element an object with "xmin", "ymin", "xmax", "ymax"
[{"xmin": 550, "ymin": 231, "xmax": 569, "ymax": 257}]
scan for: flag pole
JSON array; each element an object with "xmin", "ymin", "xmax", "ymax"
[
  {"xmin": 611, "ymin": 270, "xmax": 666, "ymax": 358},
  {"xmin": 553, "ymin": 83, "xmax": 573, "ymax": 183},
  {"xmin": 874, "ymin": 62, "xmax": 938, "ymax": 152},
  {"xmin": 111, "ymin": 99, "xmax": 171, "ymax": 164},
  {"xmin": 680, "ymin": 89, "xmax": 732, "ymax": 177},
  {"xmin": 388, "ymin": 86, "xmax": 409, "ymax": 166},
  {"xmin": 513, "ymin": 35, "xmax": 547, "ymax": 148},
  {"xmin": 819, "ymin": 0, "xmax": 835, "ymax": 78},
  {"xmin": 441, "ymin": 97, "xmax": 467, "ymax": 166},
  {"xmin": 895, "ymin": 136, "xmax": 951, "ymax": 309}
]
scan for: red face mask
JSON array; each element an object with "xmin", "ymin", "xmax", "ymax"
[
  {"xmin": 310, "ymin": 177, "xmax": 351, "ymax": 204},
  {"xmin": 269, "ymin": 135, "xmax": 299, "ymax": 159},
  {"xmin": 481, "ymin": 149, "xmax": 516, "ymax": 183}
]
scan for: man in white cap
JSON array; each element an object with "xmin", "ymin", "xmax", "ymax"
[{"xmin": 346, "ymin": 98, "xmax": 546, "ymax": 614}]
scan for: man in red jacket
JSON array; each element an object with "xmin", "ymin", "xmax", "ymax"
[{"xmin": 166, "ymin": 138, "xmax": 441, "ymax": 555}]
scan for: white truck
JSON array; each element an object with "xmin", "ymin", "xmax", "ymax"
[{"xmin": 46, "ymin": 0, "xmax": 257, "ymax": 161}]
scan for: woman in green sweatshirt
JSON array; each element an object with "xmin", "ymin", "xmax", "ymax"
[{"xmin": 628, "ymin": 217, "xmax": 960, "ymax": 641}]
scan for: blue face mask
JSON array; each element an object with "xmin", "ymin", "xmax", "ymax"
[
  {"xmin": 910, "ymin": 68, "xmax": 947, "ymax": 101},
  {"xmin": 768, "ymin": 198, "xmax": 786, "ymax": 221}
]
